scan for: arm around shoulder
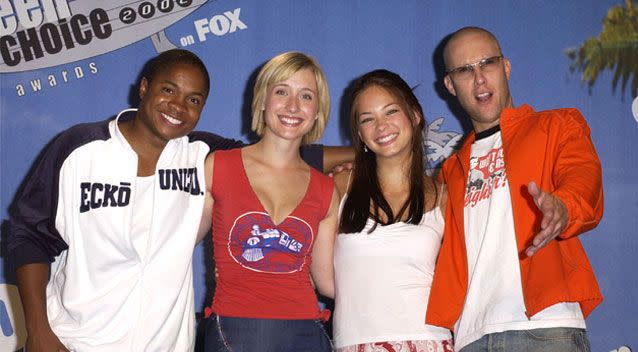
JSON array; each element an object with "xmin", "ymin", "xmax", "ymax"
[{"xmin": 322, "ymin": 146, "xmax": 355, "ymax": 174}]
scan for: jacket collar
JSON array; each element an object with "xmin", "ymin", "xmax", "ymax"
[
  {"xmin": 110, "ymin": 108, "xmax": 185, "ymax": 165},
  {"xmin": 454, "ymin": 104, "xmax": 535, "ymax": 173}
]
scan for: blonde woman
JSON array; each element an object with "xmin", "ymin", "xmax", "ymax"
[{"xmin": 201, "ymin": 52, "xmax": 339, "ymax": 352}]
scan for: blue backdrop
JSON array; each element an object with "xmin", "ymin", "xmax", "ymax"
[{"xmin": 1, "ymin": 1, "xmax": 636, "ymax": 351}]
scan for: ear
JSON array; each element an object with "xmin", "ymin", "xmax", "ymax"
[
  {"xmin": 504, "ymin": 58, "xmax": 512, "ymax": 80},
  {"xmin": 443, "ymin": 75, "xmax": 457, "ymax": 96},
  {"xmin": 139, "ymin": 77, "xmax": 149, "ymax": 100},
  {"xmin": 412, "ymin": 110, "xmax": 423, "ymax": 126}
]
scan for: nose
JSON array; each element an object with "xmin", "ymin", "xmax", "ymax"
[
  {"xmin": 375, "ymin": 117, "xmax": 389, "ymax": 132},
  {"xmin": 168, "ymin": 96, "xmax": 186, "ymax": 112},
  {"xmin": 473, "ymin": 67, "xmax": 486, "ymax": 85},
  {"xmin": 287, "ymin": 97, "xmax": 299, "ymax": 112}
]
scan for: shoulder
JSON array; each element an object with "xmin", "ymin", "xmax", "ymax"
[
  {"xmin": 530, "ymin": 107, "xmax": 590, "ymax": 130},
  {"xmin": 310, "ymin": 166, "xmax": 335, "ymax": 188},
  {"xmin": 434, "ymin": 179, "xmax": 448, "ymax": 215},
  {"xmin": 41, "ymin": 118, "xmax": 112, "ymax": 164},
  {"xmin": 439, "ymin": 149, "xmax": 462, "ymax": 176},
  {"xmin": 205, "ymin": 147, "xmax": 241, "ymax": 168},
  {"xmin": 332, "ymin": 170, "xmax": 352, "ymax": 199},
  {"xmin": 423, "ymin": 175, "xmax": 443, "ymax": 211},
  {"xmin": 188, "ymin": 131, "xmax": 244, "ymax": 151},
  {"xmin": 57, "ymin": 118, "xmax": 111, "ymax": 145}
]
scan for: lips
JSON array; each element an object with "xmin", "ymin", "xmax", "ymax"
[
  {"xmin": 161, "ymin": 112, "xmax": 183, "ymax": 126},
  {"xmin": 375, "ymin": 132, "xmax": 398, "ymax": 146},
  {"xmin": 475, "ymin": 92, "xmax": 492, "ymax": 103},
  {"xmin": 278, "ymin": 115, "xmax": 303, "ymax": 127}
]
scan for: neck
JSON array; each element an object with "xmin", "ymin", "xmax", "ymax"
[
  {"xmin": 119, "ymin": 118, "xmax": 168, "ymax": 176},
  {"xmin": 251, "ymin": 133, "xmax": 304, "ymax": 168},
  {"xmin": 122, "ymin": 116, "xmax": 169, "ymax": 152},
  {"xmin": 376, "ymin": 153, "xmax": 411, "ymax": 191}
]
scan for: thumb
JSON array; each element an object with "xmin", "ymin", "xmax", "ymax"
[{"xmin": 527, "ymin": 181, "xmax": 543, "ymax": 206}]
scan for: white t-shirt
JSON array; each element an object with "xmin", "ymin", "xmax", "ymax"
[
  {"xmin": 130, "ymin": 175, "xmax": 154, "ymax": 260},
  {"xmin": 455, "ymin": 129, "xmax": 585, "ymax": 350},
  {"xmin": 333, "ymin": 203, "xmax": 452, "ymax": 348}
]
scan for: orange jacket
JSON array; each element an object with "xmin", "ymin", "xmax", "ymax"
[{"xmin": 426, "ymin": 105, "xmax": 603, "ymax": 329}]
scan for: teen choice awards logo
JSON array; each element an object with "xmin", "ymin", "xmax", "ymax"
[{"xmin": 0, "ymin": 0, "xmax": 208, "ymax": 73}]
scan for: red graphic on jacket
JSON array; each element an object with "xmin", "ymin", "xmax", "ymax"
[{"xmin": 465, "ymin": 146, "xmax": 508, "ymax": 207}]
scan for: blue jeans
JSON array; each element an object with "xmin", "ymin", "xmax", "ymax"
[
  {"xmin": 459, "ymin": 328, "xmax": 590, "ymax": 352},
  {"xmin": 203, "ymin": 315, "xmax": 333, "ymax": 352}
]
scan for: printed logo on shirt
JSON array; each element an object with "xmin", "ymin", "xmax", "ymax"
[
  {"xmin": 80, "ymin": 182, "xmax": 131, "ymax": 213},
  {"xmin": 158, "ymin": 168, "xmax": 203, "ymax": 195},
  {"xmin": 228, "ymin": 212, "xmax": 313, "ymax": 273},
  {"xmin": 465, "ymin": 146, "xmax": 508, "ymax": 207}
]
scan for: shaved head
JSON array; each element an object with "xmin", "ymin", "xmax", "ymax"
[
  {"xmin": 442, "ymin": 26, "xmax": 512, "ymax": 132},
  {"xmin": 443, "ymin": 27, "xmax": 502, "ymax": 70}
]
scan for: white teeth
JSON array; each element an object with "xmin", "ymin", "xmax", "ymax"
[
  {"xmin": 161, "ymin": 113, "xmax": 183, "ymax": 125},
  {"xmin": 376, "ymin": 133, "xmax": 398, "ymax": 144},
  {"xmin": 477, "ymin": 92, "xmax": 491, "ymax": 98},
  {"xmin": 280, "ymin": 116, "xmax": 302, "ymax": 125}
]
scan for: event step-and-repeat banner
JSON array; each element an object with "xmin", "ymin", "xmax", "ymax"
[{"xmin": 1, "ymin": 1, "xmax": 636, "ymax": 351}]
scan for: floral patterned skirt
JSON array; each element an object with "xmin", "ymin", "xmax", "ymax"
[{"xmin": 337, "ymin": 339, "xmax": 454, "ymax": 352}]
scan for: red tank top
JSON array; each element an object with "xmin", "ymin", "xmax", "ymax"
[{"xmin": 205, "ymin": 148, "xmax": 334, "ymax": 320}]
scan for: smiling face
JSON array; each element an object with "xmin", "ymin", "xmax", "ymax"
[
  {"xmin": 262, "ymin": 68, "xmax": 319, "ymax": 142},
  {"xmin": 355, "ymin": 85, "xmax": 420, "ymax": 160},
  {"xmin": 135, "ymin": 63, "xmax": 207, "ymax": 144},
  {"xmin": 443, "ymin": 29, "xmax": 513, "ymax": 133}
]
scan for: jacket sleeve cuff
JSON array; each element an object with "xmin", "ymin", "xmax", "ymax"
[
  {"xmin": 553, "ymin": 188, "xmax": 602, "ymax": 240},
  {"xmin": 8, "ymin": 241, "xmax": 54, "ymax": 271}
]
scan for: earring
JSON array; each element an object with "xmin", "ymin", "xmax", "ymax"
[{"xmin": 363, "ymin": 145, "xmax": 368, "ymax": 152}]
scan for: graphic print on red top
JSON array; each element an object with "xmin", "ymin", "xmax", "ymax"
[
  {"xmin": 465, "ymin": 145, "xmax": 508, "ymax": 207},
  {"xmin": 207, "ymin": 148, "xmax": 334, "ymax": 320},
  {"xmin": 229, "ymin": 211, "xmax": 312, "ymax": 273}
]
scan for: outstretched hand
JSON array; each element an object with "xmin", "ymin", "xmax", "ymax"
[{"xmin": 525, "ymin": 181, "xmax": 568, "ymax": 257}]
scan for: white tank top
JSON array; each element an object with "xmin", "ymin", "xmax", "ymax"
[{"xmin": 333, "ymin": 205, "xmax": 452, "ymax": 348}]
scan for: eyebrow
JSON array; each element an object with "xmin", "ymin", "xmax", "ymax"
[
  {"xmin": 160, "ymin": 79, "xmax": 206, "ymax": 97},
  {"xmin": 272, "ymin": 83, "xmax": 317, "ymax": 94},
  {"xmin": 358, "ymin": 102, "xmax": 399, "ymax": 117}
]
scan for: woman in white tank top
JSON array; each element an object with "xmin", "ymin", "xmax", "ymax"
[{"xmin": 332, "ymin": 70, "xmax": 454, "ymax": 352}]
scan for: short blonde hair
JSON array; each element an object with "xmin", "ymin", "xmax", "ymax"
[{"xmin": 251, "ymin": 51, "xmax": 330, "ymax": 144}]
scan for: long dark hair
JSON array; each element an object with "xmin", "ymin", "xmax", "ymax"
[{"xmin": 340, "ymin": 69, "xmax": 427, "ymax": 234}]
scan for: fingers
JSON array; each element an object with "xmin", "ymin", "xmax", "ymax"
[
  {"xmin": 526, "ymin": 181, "xmax": 569, "ymax": 257},
  {"xmin": 527, "ymin": 181, "xmax": 541, "ymax": 204},
  {"xmin": 328, "ymin": 162, "xmax": 354, "ymax": 178},
  {"xmin": 539, "ymin": 194, "xmax": 567, "ymax": 234},
  {"xmin": 526, "ymin": 198, "xmax": 567, "ymax": 256},
  {"xmin": 526, "ymin": 228, "xmax": 555, "ymax": 256},
  {"xmin": 538, "ymin": 198, "xmax": 555, "ymax": 230}
]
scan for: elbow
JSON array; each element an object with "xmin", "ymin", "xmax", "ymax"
[{"xmin": 317, "ymin": 285, "xmax": 335, "ymax": 300}]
